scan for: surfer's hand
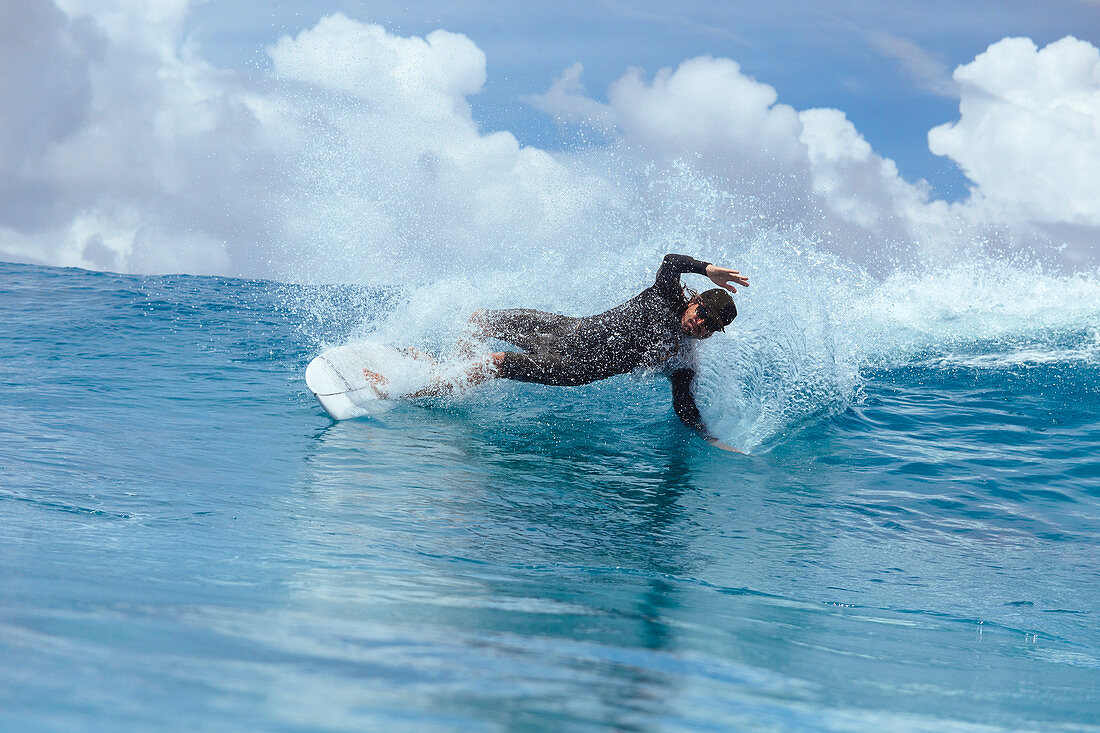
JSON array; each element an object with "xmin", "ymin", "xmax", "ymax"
[
  {"xmin": 706, "ymin": 436, "xmax": 745, "ymax": 454},
  {"xmin": 705, "ymin": 264, "xmax": 749, "ymax": 293}
]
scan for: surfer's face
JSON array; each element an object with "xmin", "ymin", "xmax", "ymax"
[{"xmin": 681, "ymin": 302, "xmax": 713, "ymax": 339}]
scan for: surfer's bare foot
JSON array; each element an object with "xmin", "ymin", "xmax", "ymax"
[
  {"xmin": 362, "ymin": 368, "xmax": 389, "ymax": 397},
  {"xmin": 452, "ymin": 339, "xmax": 476, "ymax": 359},
  {"xmin": 452, "ymin": 310, "xmax": 489, "ymax": 358}
]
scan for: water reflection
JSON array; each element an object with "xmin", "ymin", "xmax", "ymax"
[
  {"xmin": 281, "ymin": 379, "xmax": 1100, "ymax": 730},
  {"xmin": 291, "ymin": 397, "xmax": 722, "ymax": 728}
]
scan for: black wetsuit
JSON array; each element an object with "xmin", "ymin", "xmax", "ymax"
[{"xmin": 481, "ymin": 254, "xmax": 713, "ymax": 437}]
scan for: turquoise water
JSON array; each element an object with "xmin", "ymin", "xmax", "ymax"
[{"xmin": 2, "ymin": 259, "xmax": 1099, "ymax": 731}]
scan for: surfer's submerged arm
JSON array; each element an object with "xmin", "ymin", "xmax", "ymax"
[
  {"xmin": 670, "ymin": 368, "xmax": 743, "ymax": 453},
  {"xmin": 670, "ymin": 368, "xmax": 709, "ymax": 437}
]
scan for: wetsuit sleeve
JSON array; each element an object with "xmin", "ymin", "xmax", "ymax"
[
  {"xmin": 670, "ymin": 367, "xmax": 711, "ymax": 439},
  {"xmin": 654, "ymin": 254, "xmax": 710, "ymax": 300}
]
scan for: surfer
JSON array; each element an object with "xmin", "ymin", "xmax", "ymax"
[
  {"xmin": 465, "ymin": 253, "xmax": 747, "ymax": 451},
  {"xmin": 358, "ymin": 254, "xmax": 746, "ymax": 449}
]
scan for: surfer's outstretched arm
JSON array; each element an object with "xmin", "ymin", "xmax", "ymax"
[
  {"xmin": 670, "ymin": 368, "xmax": 743, "ymax": 453},
  {"xmin": 655, "ymin": 254, "xmax": 750, "ymax": 300}
]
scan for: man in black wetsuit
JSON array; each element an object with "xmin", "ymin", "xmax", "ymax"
[{"xmin": 470, "ymin": 254, "xmax": 748, "ymax": 451}]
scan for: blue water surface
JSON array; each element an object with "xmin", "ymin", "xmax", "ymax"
[{"xmin": 1, "ymin": 261, "xmax": 1098, "ymax": 731}]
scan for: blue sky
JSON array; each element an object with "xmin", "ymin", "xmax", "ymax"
[{"xmin": 187, "ymin": 0, "xmax": 1100, "ymax": 202}]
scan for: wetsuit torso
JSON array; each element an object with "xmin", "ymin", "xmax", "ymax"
[{"xmin": 482, "ymin": 254, "xmax": 714, "ymax": 437}]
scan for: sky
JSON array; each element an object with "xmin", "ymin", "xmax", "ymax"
[
  {"xmin": 186, "ymin": 0, "xmax": 1100, "ymax": 200},
  {"xmin": 3, "ymin": 0, "xmax": 1100, "ymax": 278}
]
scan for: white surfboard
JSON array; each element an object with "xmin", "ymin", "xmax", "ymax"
[{"xmin": 305, "ymin": 342, "xmax": 437, "ymax": 420}]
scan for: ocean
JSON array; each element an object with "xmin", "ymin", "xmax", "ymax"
[{"xmin": 1, "ymin": 255, "xmax": 1098, "ymax": 731}]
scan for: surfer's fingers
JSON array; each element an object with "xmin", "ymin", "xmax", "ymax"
[
  {"xmin": 715, "ymin": 267, "xmax": 748, "ymax": 284},
  {"xmin": 707, "ymin": 437, "xmax": 744, "ymax": 454}
]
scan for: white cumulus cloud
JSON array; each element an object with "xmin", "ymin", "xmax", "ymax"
[
  {"xmin": 607, "ymin": 57, "xmax": 809, "ymax": 181},
  {"xmin": 267, "ymin": 15, "xmax": 486, "ymax": 109},
  {"xmin": 0, "ymin": 0, "xmax": 272, "ymax": 273},
  {"xmin": 0, "ymin": 3, "xmax": 619, "ymax": 280},
  {"xmin": 929, "ymin": 36, "xmax": 1100, "ymax": 228},
  {"xmin": 799, "ymin": 107, "xmax": 948, "ymax": 239},
  {"xmin": 262, "ymin": 14, "xmax": 621, "ymax": 284},
  {"xmin": 533, "ymin": 38, "xmax": 1100, "ymax": 267}
]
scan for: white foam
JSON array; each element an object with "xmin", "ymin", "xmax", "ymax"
[
  {"xmin": 291, "ymin": 166, "xmax": 1100, "ymax": 450},
  {"xmin": 690, "ymin": 242, "xmax": 1100, "ymax": 449}
]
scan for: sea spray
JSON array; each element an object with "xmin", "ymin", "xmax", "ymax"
[{"xmin": 280, "ymin": 138, "xmax": 1100, "ymax": 451}]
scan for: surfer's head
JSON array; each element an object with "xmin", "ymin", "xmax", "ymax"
[{"xmin": 681, "ymin": 289, "xmax": 736, "ymax": 339}]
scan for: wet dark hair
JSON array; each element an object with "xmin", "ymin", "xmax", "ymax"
[{"xmin": 680, "ymin": 285, "xmax": 699, "ymax": 314}]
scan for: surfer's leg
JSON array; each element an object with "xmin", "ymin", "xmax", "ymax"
[
  {"xmin": 405, "ymin": 347, "xmax": 597, "ymax": 398},
  {"xmin": 407, "ymin": 347, "xmax": 584, "ymax": 397},
  {"xmin": 397, "ymin": 346, "xmax": 439, "ymax": 364},
  {"xmin": 403, "ymin": 353, "xmax": 501, "ymax": 398},
  {"xmin": 493, "ymin": 350, "xmax": 597, "ymax": 387},
  {"xmin": 455, "ymin": 305, "xmax": 563, "ymax": 356},
  {"xmin": 469, "ymin": 308, "xmax": 578, "ymax": 352}
]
